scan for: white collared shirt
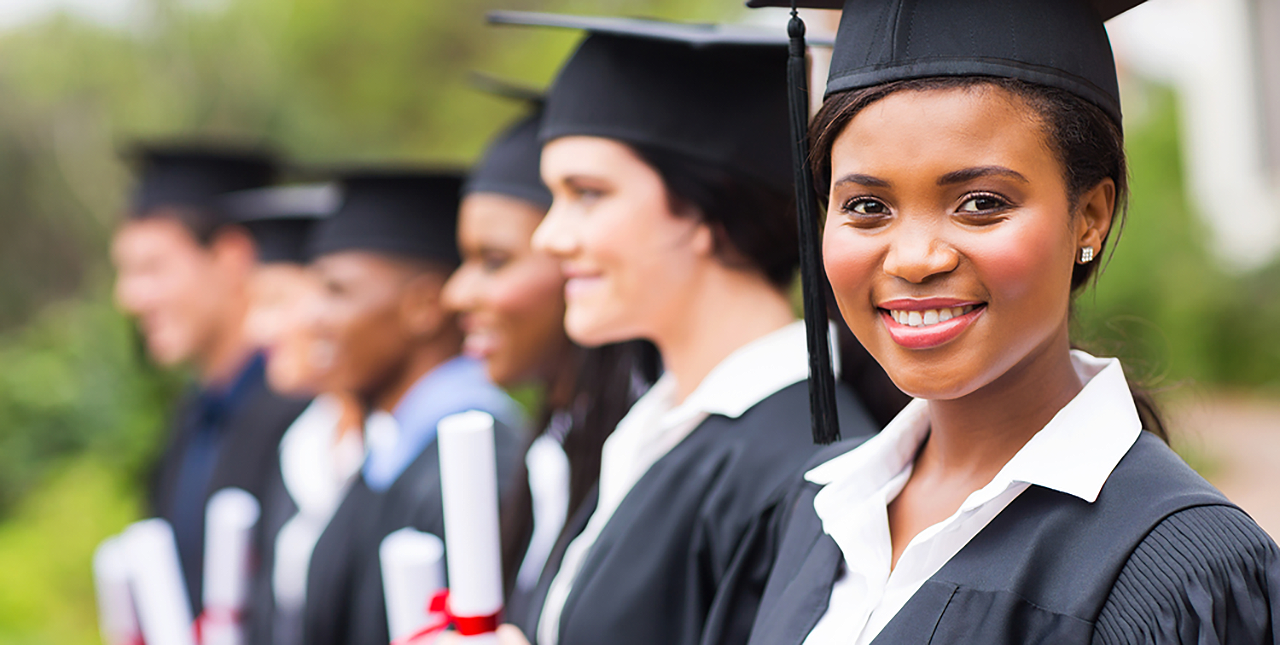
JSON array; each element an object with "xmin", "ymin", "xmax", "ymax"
[
  {"xmin": 273, "ymin": 396, "xmax": 364, "ymax": 611},
  {"xmin": 537, "ymin": 320, "xmax": 816, "ymax": 645},
  {"xmin": 802, "ymin": 351, "xmax": 1143, "ymax": 645}
]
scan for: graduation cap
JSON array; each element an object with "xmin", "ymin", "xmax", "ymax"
[
  {"xmin": 488, "ymin": 12, "xmax": 846, "ymax": 443},
  {"xmin": 125, "ymin": 143, "xmax": 278, "ymax": 221},
  {"xmin": 223, "ymin": 183, "xmax": 338, "ymax": 264},
  {"xmin": 744, "ymin": 0, "xmax": 1151, "ymax": 444},
  {"xmin": 463, "ymin": 74, "xmax": 553, "ymax": 210},
  {"xmin": 309, "ymin": 169, "xmax": 465, "ymax": 267},
  {"xmin": 748, "ymin": 0, "xmax": 1149, "ymax": 123},
  {"xmin": 487, "ymin": 11, "xmax": 795, "ymax": 194}
]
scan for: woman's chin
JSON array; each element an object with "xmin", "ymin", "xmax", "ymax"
[{"xmin": 564, "ymin": 316, "xmax": 633, "ymax": 349}]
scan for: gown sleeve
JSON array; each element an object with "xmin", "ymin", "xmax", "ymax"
[{"xmin": 1092, "ymin": 504, "xmax": 1280, "ymax": 645}]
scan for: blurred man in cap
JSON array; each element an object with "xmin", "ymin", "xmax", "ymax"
[{"xmin": 111, "ymin": 143, "xmax": 308, "ymax": 615}]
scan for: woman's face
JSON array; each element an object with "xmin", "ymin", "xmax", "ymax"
[
  {"xmin": 533, "ymin": 136, "xmax": 712, "ymax": 347},
  {"xmin": 823, "ymin": 85, "xmax": 1112, "ymax": 401},
  {"xmin": 243, "ymin": 263, "xmax": 328, "ymax": 396},
  {"xmin": 443, "ymin": 193, "xmax": 572, "ymax": 388}
]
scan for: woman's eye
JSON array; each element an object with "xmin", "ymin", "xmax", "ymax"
[
  {"xmin": 844, "ymin": 198, "xmax": 890, "ymax": 216},
  {"xmin": 957, "ymin": 194, "xmax": 1008, "ymax": 214},
  {"xmin": 481, "ymin": 254, "xmax": 509, "ymax": 272}
]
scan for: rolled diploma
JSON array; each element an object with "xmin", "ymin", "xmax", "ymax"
[
  {"xmin": 94, "ymin": 535, "xmax": 141, "ymax": 645},
  {"xmin": 380, "ymin": 528, "xmax": 446, "ymax": 641},
  {"xmin": 123, "ymin": 519, "xmax": 196, "ymax": 645},
  {"xmin": 437, "ymin": 410, "xmax": 503, "ymax": 645},
  {"xmin": 201, "ymin": 488, "xmax": 261, "ymax": 645}
]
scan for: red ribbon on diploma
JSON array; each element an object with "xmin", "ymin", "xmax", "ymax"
[
  {"xmin": 391, "ymin": 589, "xmax": 502, "ymax": 645},
  {"xmin": 192, "ymin": 606, "xmax": 241, "ymax": 644}
]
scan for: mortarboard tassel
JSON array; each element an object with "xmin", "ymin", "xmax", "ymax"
[{"xmin": 785, "ymin": 4, "xmax": 842, "ymax": 445}]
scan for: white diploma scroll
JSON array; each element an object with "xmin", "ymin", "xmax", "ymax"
[
  {"xmin": 200, "ymin": 488, "xmax": 261, "ymax": 645},
  {"xmin": 94, "ymin": 536, "xmax": 142, "ymax": 645},
  {"xmin": 437, "ymin": 410, "xmax": 504, "ymax": 645},
  {"xmin": 380, "ymin": 528, "xmax": 446, "ymax": 641},
  {"xmin": 123, "ymin": 519, "xmax": 196, "ymax": 645}
]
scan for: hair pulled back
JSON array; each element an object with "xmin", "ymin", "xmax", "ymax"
[{"xmin": 630, "ymin": 144, "xmax": 800, "ymax": 291}]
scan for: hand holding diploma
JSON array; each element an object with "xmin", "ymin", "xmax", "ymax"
[
  {"xmin": 436, "ymin": 625, "xmax": 530, "ymax": 645},
  {"xmin": 381, "ymin": 528, "xmax": 446, "ymax": 642},
  {"xmin": 198, "ymin": 488, "xmax": 260, "ymax": 645},
  {"xmin": 436, "ymin": 410, "xmax": 505, "ymax": 645},
  {"xmin": 123, "ymin": 519, "xmax": 196, "ymax": 645},
  {"xmin": 93, "ymin": 536, "xmax": 142, "ymax": 645}
]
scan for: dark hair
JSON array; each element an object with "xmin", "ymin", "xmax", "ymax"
[
  {"xmin": 500, "ymin": 339, "xmax": 660, "ymax": 591},
  {"xmin": 809, "ymin": 76, "xmax": 1166, "ymax": 440},
  {"xmin": 135, "ymin": 205, "xmax": 236, "ymax": 248},
  {"xmin": 629, "ymin": 145, "xmax": 799, "ymax": 291}
]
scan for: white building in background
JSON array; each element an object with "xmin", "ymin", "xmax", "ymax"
[{"xmin": 1109, "ymin": 0, "xmax": 1280, "ymax": 270}]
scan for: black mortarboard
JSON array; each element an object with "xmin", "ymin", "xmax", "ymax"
[
  {"xmin": 488, "ymin": 12, "xmax": 794, "ymax": 193},
  {"xmin": 126, "ymin": 143, "xmax": 277, "ymax": 219},
  {"xmin": 744, "ymin": 0, "xmax": 1150, "ymax": 444},
  {"xmin": 309, "ymin": 170, "xmax": 464, "ymax": 267},
  {"xmin": 223, "ymin": 184, "xmax": 338, "ymax": 264},
  {"xmin": 748, "ymin": 0, "xmax": 1150, "ymax": 124},
  {"xmin": 463, "ymin": 76, "xmax": 553, "ymax": 210}
]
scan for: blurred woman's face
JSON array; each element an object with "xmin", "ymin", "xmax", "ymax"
[
  {"xmin": 243, "ymin": 263, "xmax": 327, "ymax": 396},
  {"xmin": 533, "ymin": 136, "xmax": 712, "ymax": 348},
  {"xmin": 443, "ymin": 193, "xmax": 572, "ymax": 388},
  {"xmin": 822, "ymin": 85, "xmax": 1111, "ymax": 401}
]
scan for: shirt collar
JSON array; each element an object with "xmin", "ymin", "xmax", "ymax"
[
  {"xmin": 806, "ymin": 351, "xmax": 1142, "ymax": 505},
  {"xmin": 194, "ymin": 352, "xmax": 266, "ymax": 426},
  {"xmin": 676, "ymin": 319, "xmax": 821, "ymax": 421},
  {"xmin": 362, "ymin": 355, "xmax": 521, "ymax": 491}
]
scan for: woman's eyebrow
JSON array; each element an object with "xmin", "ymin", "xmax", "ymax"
[
  {"xmin": 833, "ymin": 173, "xmax": 891, "ymax": 188},
  {"xmin": 937, "ymin": 165, "xmax": 1029, "ymax": 185}
]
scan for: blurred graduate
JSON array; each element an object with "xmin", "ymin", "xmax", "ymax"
[
  {"xmin": 738, "ymin": 0, "xmax": 1280, "ymax": 643},
  {"xmin": 463, "ymin": 13, "xmax": 885, "ymax": 645},
  {"xmin": 111, "ymin": 145, "xmax": 309, "ymax": 615},
  {"xmin": 220, "ymin": 181, "xmax": 370, "ymax": 645},
  {"xmin": 440, "ymin": 91, "xmax": 659, "ymax": 631},
  {"xmin": 299, "ymin": 168, "xmax": 524, "ymax": 645}
]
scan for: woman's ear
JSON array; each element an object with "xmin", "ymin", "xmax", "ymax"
[{"xmin": 1075, "ymin": 178, "xmax": 1116, "ymax": 255}]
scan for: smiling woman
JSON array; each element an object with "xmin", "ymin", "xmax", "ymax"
[
  {"xmin": 743, "ymin": 0, "xmax": 1280, "ymax": 643},
  {"xmin": 482, "ymin": 11, "xmax": 884, "ymax": 645}
]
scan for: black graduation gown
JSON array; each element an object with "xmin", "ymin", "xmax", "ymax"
[
  {"xmin": 748, "ymin": 431, "xmax": 1280, "ymax": 645},
  {"xmin": 299, "ymin": 475, "xmax": 380, "ymax": 645},
  {"xmin": 148, "ymin": 379, "xmax": 307, "ymax": 614},
  {"xmin": 244, "ymin": 449, "xmax": 301, "ymax": 645},
  {"xmin": 301, "ymin": 422, "xmax": 524, "ymax": 645},
  {"xmin": 539, "ymin": 380, "xmax": 878, "ymax": 645},
  {"xmin": 508, "ymin": 486, "xmax": 599, "ymax": 640}
]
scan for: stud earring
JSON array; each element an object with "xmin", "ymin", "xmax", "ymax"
[{"xmin": 1080, "ymin": 247, "xmax": 1095, "ymax": 264}]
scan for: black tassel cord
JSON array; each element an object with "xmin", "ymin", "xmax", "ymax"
[{"xmin": 786, "ymin": 7, "xmax": 842, "ymax": 445}]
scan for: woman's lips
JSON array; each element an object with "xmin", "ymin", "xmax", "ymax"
[
  {"xmin": 462, "ymin": 329, "xmax": 499, "ymax": 359},
  {"xmin": 564, "ymin": 275, "xmax": 603, "ymax": 300},
  {"xmin": 878, "ymin": 301, "xmax": 986, "ymax": 350}
]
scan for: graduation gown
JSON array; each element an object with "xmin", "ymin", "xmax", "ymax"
[
  {"xmin": 538, "ymin": 381, "xmax": 877, "ymax": 645},
  {"xmin": 244, "ymin": 456, "xmax": 299, "ymax": 645},
  {"xmin": 508, "ymin": 486, "xmax": 598, "ymax": 640},
  {"xmin": 748, "ymin": 431, "xmax": 1280, "ymax": 645},
  {"xmin": 148, "ymin": 374, "xmax": 307, "ymax": 614},
  {"xmin": 300, "ymin": 422, "xmax": 524, "ymax": 645}
]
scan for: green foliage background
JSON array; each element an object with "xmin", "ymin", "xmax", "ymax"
[{"xmin": 0, "ymin": 1, "xmax": 1275, "ymax": 644}]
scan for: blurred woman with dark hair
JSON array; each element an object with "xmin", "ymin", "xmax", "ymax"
[
  {"xmin": 459, "ymin": 13, "xmax": 885, "ymax": 645},
  {"xmin": 441, "ymin": 103, "xmax": 658, "ymax": 631}
]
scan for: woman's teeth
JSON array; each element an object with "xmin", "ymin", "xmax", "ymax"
[{"xmin": 889, "ymin": 305, "xmax": 976, "ymax": 328}]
